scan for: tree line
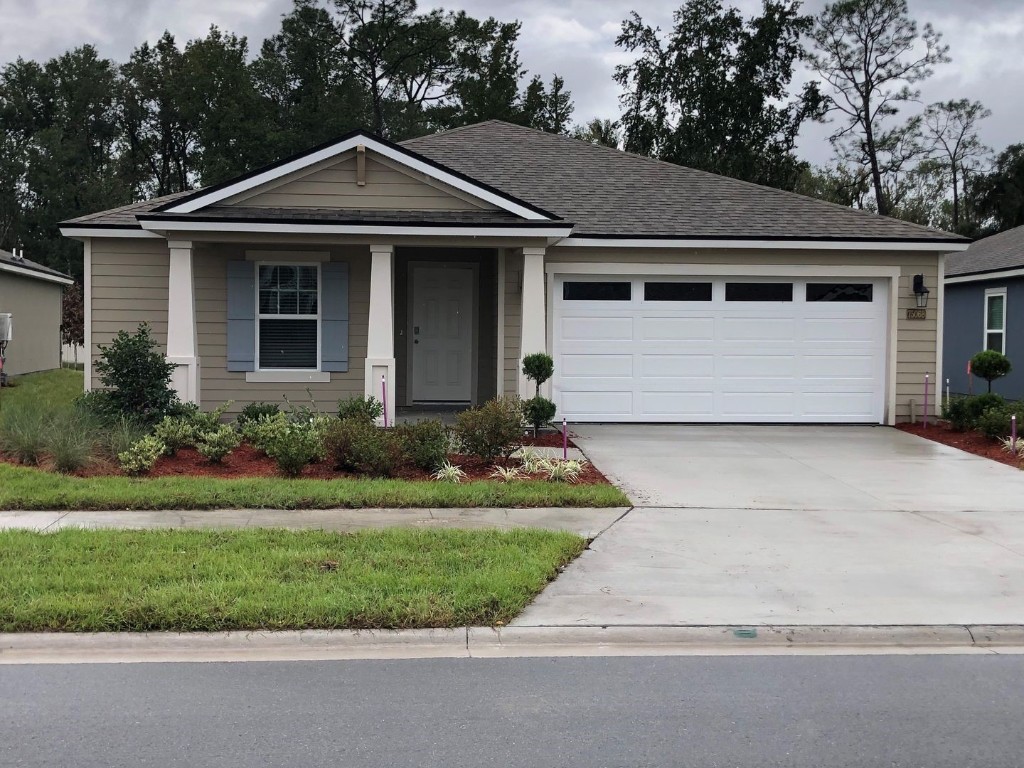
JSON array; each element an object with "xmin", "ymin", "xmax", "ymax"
[{"xmin": 2, "ymin": 0, "xmax": 1023, "ymax": 284}]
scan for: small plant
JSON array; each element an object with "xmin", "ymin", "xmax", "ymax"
[
  {"xmin": 172, "ymin": 401, "xmax": 233, "ymax": 436},
  {"xmin": 541, "ymin": 458, "xmax": 586, "ymax": 483},
  {"xmin": 999, "ymin": 436, "xmax": 1024, "ymax": 459},
  {"xmin": 94, "ymin": 323, "xmax": 178, "ymax": 423},
  {"xmin": 324, "ymin": 418, "xmax": 404, "ymax": 477},
  {"xmin": 521, "ymin": 352, "xmax": 556, "ymax": 437},
  {"xmin": 453, "ymin": 397, "xmax": 523, "ymax": 461},
  {"xmin": 236, "ymin": 401, "xmax": 280, "ymax": 427},
  {"xmin": 152, "ymin": 416, "xmax": 198, "ymax": 456},
  {"xmin": 97, "ymin": 415, "xmax": 149, "ymax": 461},
  {"xmin": 523, "ymin": 397, "xmax": 557, "ymax": 436},
  {"xmin": 490, "ymin": 465, "xmax": 523, "ymax": 482},
  {"xmin": 0, "ymin": 406, "xmax": 50, "ymax": 465},
  {"xmin": 118, "ymin": 436, "xmax": 166, "ymax": 476},
  {"xmin": 976, "ymin": 405, "xmax": 1024, "ymax": 441},
  {"xmin": 518, "ymin": 447, "xmax": 545, "ymax": 474},
  {"xmin": 195, "ymin": 424, "xmax": 242, "ymax": 463},
  {"xmin": 240, "ymin": 412, "xmax": 290, "ymax": 453},
  {"xmin": 45, "ymin": 411, "xmax": 97, "ymax": 474},
  {"xmin": 337, "ymin": 395, "xmax": 384, "ymax": 423},
  {"xmin": 971, "ymin": 350, "xmax": 1012, "ymax": 393},
  {"xmin": 432, "ymin": 461, "xmax": 467, "ymax": 483},
  {"xmin": 942, "ymin": 393, "xmax": 1005, "ymax": 431},
  {"xmin": 395, "ymin": 419, "xmax": 449, "ymax": 471},
  {"xmin": 263, "ymin": 423, "xmax": 323, "ymax": 477}
]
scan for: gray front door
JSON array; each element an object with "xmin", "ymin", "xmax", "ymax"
[{"xmin": 411, "ymin": 265, "xmax": 474, "ymax": 402}]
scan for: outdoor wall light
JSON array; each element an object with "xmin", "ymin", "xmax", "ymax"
[{"xmin": 912, "ymin": 274, "xmax": 930, "ymax": 308}]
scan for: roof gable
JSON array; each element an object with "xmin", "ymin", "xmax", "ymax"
[{"xmin": 946, "ymin": 224, "xmax": 1024, "ymax": 278}]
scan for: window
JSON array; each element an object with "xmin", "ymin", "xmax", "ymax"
[
  {"xmin": 562, "ymin": 281, "xmax": 631, "ymax": 301},
  {"xmin": 644, "ymin": 282, "xmax": 713, "ymax": 301},
  {"xmin": 257, "ymin": 264, "xmax": 319, "ymax": 369},
  {"xmin": 985, "ymin": 288, "xmax": 1007, "ymax": 353},
  {"xmin": 806, "ymin": 283, "xmax": 873, "ymax": 302},
  {"xmin": 725, "ymin": 282, "xmax": 793, "ymax": 302}
]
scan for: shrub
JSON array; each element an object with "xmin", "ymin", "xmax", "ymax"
[
  {"xmin": 523, "ymin": 396, "xmax": 557, "ymax": 436},
  {"xmin": 45, "ymin": 411, "xmax": 97, "ymax": 474},
  {"xmin": 96, "ymin": 415, "xmax": 149, "ymax": 461},
  {"xmin": 336, "ymin": 395, "xmax": 384, "ymax": 423},
  {"xmin": 262, "ymin": 422, "xmax": 324, "ymax": 477},
  {"xmin": 453, "ymin": 397, "xmax": 523, "ymax": 461},
  {"xmin": 75, "ymin": 389, "xmax": 119, "ymax": 422},
  {"xmin": 432, "ymin": 461, "xmax": 467, "ymax": 483},
  {"xmin": 196, "ymin": 424, "xmax": 242, "ymax": 463},
  {"xmin": 0, "ymin": 406, "xmax": 51, "ymax": 465},
  {"xmin": 541, "ymin": 458, "xmax": 586, "ymax": 483},
  {"xmin": 942, "ymin": 393, "xmax": 1005, "ymax": 431},
  {"xmin": 490, "ymin": 465, "xmax": 523, "ymax": 482},
  {"xmin": 118, "ymin": 436, "xmax": 166, "ymax": 476},
  {"xmin": 976, "ymin": 405, "xmax": 1024, "ymax": 441},
  {"xmin": 152, "ymin": 416, "xmax": 198, "ymax": 456},
  {"xmin": 522, "ymin": 352, "xmax": 554, "ymax": 393},
  {"xmin": 395, "ymin": 419, "xmax": 449, "ymax": 471},
  {"xmin": 324, "ymin": 418, "xmax": 404, "ymax": 477},
  {"xmin": 240, "ymin": 412, "xmax": 291, "ymax": 453},
  {"xmin": 236, "ymin": 402, "xmax": 280, "ymax": 427},
  {"xmin": 171, "ymin": 401, "xmax": 232, "ymax": 436},
  {"xmin": 94, "ymin": 323, "xmax": 177, "ymax": 423},
  {"xmin": 971, "ymin": 350, "xmax": 1012, "ymax": 393}
]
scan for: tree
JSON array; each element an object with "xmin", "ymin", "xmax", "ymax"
[
  {"xmin": 60, "ymin": 282, "xmax": 84, "ymax": 357},
  {"xmin": 521, "ymin": 75, "xmax": 574, "ymax": 134},
  {"xmin": 795, "ymin": 163, "xmax": 871, "ymax": 208},
  {"xmin": 571, "ymin": 119, "xmax": 621, "ymax": 149},
  {"xmin": 923, "ymin": 99, "xmax": 991, "ymax": 233},
  {"xmin": 615, "ymin": 0, "xmax": 821, "ymax": 190},
  {"xmin": 970, "ymin": 144, "xmax": 1024, "ymax": 235},
  {"xmin": 810, "ymin": 0, "xmax": 950, "ymax": 216},
  {"xmin": 970, "ymin": 350, "xmax": 1012, "ymax": 394}
]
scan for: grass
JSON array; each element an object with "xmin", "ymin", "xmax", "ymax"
[
  {"xmin": 0, "ymin": 463, "xmax": 629, "ymax": 510},
  {"xmin": 0, "ymin": 527, "xmax": 586, "ymax": 632},
  {"xmin": 0, "ymin": 368, "xmax": 83, "ymax": 411}
]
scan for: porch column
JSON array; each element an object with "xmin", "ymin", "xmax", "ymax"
[
  {"xmin": 166, "ymin": 239, "xmax": 199, "ymax": 403},
  {"xmin": 518, "ymin": 245, "xmax": 547, "ymax": 398},
  {"xmin": 366, "ymin": 243, "xmax": 396, "ymax": 422}
]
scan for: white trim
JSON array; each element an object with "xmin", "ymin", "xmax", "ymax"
[
  {"xmin": 254, "ymin": 261, "xmax": 322, "ymax": 373},
  {"xmin": 245, "ymin": 370, "xmax": 330, "ymax": 384},
  {"xmin": 165, "ymin": 241, "xmax": 199, "ymax": 403},
  {"xmin": 984, "ymin": 286, "xmax": 1008, "ymax": 355},
  {"xmin": 545, "ymin": 262, "xmax": 902, "ymax": 279},
  {"xmin": 83, "ymin": 239, "xmax": 92, "ymax": 392},
  {"xmin": 59, "ymin": 227, "xmax": 163, "ymax": 240},
  {"xmin": 555, "ymin": 237, "xmax": 969, "ymax": 252},
  {"xmin": 137, "ymin": 218, "xmax": 572, "ymax": 239},
  {"xmin": 518, "ymin": 246, "xmax": 546, "ymax": 398},
  {"xmin": 887, "ymin": 276, "xmax": 899, "ymax": 426},
  {"xmin": 496, "ymin": 248, "xmax": 506, "ymax": 397},
  {"xmin": 935, "ymin": 254, "xmax": 945, "ymax": 417},
  {"xmin": 366, "ymin": 245, "xmax": 396, "ymax": 422},
  {"xmin": 160, "ymin": 135, "xmax": 553, "ymax": 220},
  {"xmin": 245, "ymin": 250, "xmax": 330, "ymax": 263},
  {"xmin": 945, "ymin": 267, "xmax": 1024, "ymax": 284},
  {"xmin": 0, "ymin": 261, "xmax": 73, "ymax": 286}
]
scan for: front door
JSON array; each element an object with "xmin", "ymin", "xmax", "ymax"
[{"xmin": 411, "ymin": 265, "xmax": 475, "ymax": 402}]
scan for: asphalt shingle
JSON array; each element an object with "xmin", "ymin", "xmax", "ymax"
[{"xmin": 946, "ymin": 224, "xmax": 1024, "ymax": 277}]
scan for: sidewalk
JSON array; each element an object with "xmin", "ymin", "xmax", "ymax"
[{"xmin": 0, "ymin": 507, "xmax": 627, "ymax": 539}]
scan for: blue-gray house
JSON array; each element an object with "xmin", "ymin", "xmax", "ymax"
[{"xmin": 944, "ymin": 224, "xmax": 1024, "ymax": 399}]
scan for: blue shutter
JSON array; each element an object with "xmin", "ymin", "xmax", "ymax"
[
  {"xmin": 320, "ymin": 261, "xmax": 349, "ymax": 372},
  {"xmin": 226, "ymin": 260, "xmax": 255, "ymax": 372}
]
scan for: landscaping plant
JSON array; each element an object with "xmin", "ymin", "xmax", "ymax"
[
  {"xmin": 490, "ymin": 466, "xmax": 523, "ymax": 482},
  {"xmin": 541, "ymin": 458, "xmax": 586, "ymax": 483},
  {"xmin": 453, "ymin": 397, "xmax": 523, "ymax": 461},
  {"xmin": 971, "ymin": 350, "xmax": 1012, "ymax": 393},
  {"xmin": 999, "ymin": 436, "xmax": 1024, "ymax": 460},
  {"xmin": 942, "ymin": 393, "xmax": 1005, "ymax": 431},
  {"xmin": 93, "ymin": 323, "xmax": 177, "ymax": 423},
  {"xmin": 976, "ymin": 405, "xmax": 1024, "ymax": 441},
  {"xmin": 0, "ymin": 405, "xmax": 50, "ymax": 465},
  {"xmin": 521, "ymin": 352, "xmax": 556, "ymax": 437},
  {"xmin": 96, "ymin": 415, "xmax": 149, "ymax": 462},
  {"xmin": 337, "ymin": 395, "xmax": 384, "ymax": 423},
  {"xmin": 235, "ymin": 402, "xmax": 280, "ymax": 426},
  {"xmin": 195, "ymin": 424, "xmax": 242, "ymax": 463},
  {"xmin": 152, "ymin": 416, "xmax": 198, "ymax": 456},
  {"xmin": 432, "ymin": 461, "xmax": 467, "ymax": 483},
  {"xmin": 324, "ymin": 418, "xmax": 404, "ymax": 477},
  {"xmin": 118, "ymin": 436, "xmax": 166, "ymax": 476},
  {"xmin": 395, "ymin": 419, "xmax": 449, "ymax": 471},
  {"xmin": 263, "ymin": 422, "xmax": 324, "ymax": 477},
  {"xmin": 45, "ymin": 411, "xmax": 97, "ymax": 473}
]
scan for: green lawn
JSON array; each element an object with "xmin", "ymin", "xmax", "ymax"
[
  {"xmin": 0, "ymin": 527, "xmax": 585, "ymax": 631},
  {"xmin": 1, "ymin": 368, "xmax": 83, "ymax": 410},
  {"xmin": 0, "ymin": 463, "xmax": 628, "ymax": 510}
]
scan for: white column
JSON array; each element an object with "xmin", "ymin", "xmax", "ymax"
[
  {"xmin": 83, "ymin": 238, "xmax": 93, "ymax": 391},
  {"xmin": 366, "ymin": 243, "xmax": 396, "ymax": 422},
  {"xmin": 166, "ymin": 239, "xmax": 200, "ymax": 404},
  {"xmin": 518, "ymin": 246, "xmax": 547, "ymax": 398}
]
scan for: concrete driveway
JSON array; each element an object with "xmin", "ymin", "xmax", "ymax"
[{"xmin": 515, "ymin": 426, "xmax": 1024, "ymax": 628}]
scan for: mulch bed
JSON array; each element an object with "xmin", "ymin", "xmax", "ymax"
[
  {"xmin": 897, "ymin": 421, "xmax": 1021, "ymax": 469},
  {"xmin": 520, "ymin": 429, "xmax": 577, "ymax": 448}
]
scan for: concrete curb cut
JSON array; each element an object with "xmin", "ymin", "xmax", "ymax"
[{"xmin": 3, "ymin": 625, "xmax": 1024, "ymax": 664}]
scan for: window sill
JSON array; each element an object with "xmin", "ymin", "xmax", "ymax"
[{"xmin": 245, "ymin": 370, "xmax": 330, "ymax": 384}]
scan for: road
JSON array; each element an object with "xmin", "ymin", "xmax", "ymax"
[{"xmin": 2, "ymin": 654, "xmax": 1020, "ymax": 767}]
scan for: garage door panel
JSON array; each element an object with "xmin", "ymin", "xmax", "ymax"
[
  {"xmin": 639, "ymin": 391, "xmax": 714, "ymax": 416},
  {"xmin": 718, "ymin": 354, "xmax": 796, "ymax": 377},
  {"xmin": 561, "ymin": 390, "xmax": 633, "ymax": 417},
  {"xmin": 561, "ymin": 353, "xmax": 633, "ymax": 377},
  {"xmin": 639, "ymin": 316, "xmax": 714, "ymax": 341},
  {"xmin": 801, "ymin": 392, "xmax": 875, "ymax": 416},
  {"xmin": 803, "ymin": 317, "xmax": 877, "ymax": 342},
  {"xmin": 803, "ymin": 355, "xmax": 875, "ymax": 377},
  {"xmin": 721, "ymin": 317, "xmax": 797, "ymax": 341},
  {"xmin": 720, "ymin": 377, "xmax": 798, "ymax": 393},
  {"xmin": 559, "ymin": 316, "xmax": 633, "ymax": 341},
  {"xmin": 720, "ymin": 392, "xmax": 797, "ymax": 415},
  {"xmin": 640, "ymin": 354, "xmax": 714, "ymax": 377}
]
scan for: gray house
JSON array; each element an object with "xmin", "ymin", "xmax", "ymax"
[
  {"xmin": 944, "ymin": 224, "xmax": 1024, "ymax": 399},
  {"xmin": 0, "ymin": 248, "xmax": 73, "ymax": 376}
]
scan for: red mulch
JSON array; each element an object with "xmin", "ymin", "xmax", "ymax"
[
  {"xmin": 520, "ymin": 430, "xmax": 577, "ymax": 448},
  {"xmin": 897, "ymin": 421, "xmax": 1021, "ymax": 469}
]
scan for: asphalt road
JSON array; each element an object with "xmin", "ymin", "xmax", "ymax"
[{"xmin": 2, "ymin": 655, "xmax": 1021, "ymax": 767}]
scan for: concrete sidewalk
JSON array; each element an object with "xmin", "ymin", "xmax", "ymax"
[{"xmin": 0, "ymin": 507, "xmax": 626, "ymax": 539}]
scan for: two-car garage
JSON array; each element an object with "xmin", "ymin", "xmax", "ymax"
[{"xmin": 551, "ymin": 274, "xmax": 890, "ymax": 423}]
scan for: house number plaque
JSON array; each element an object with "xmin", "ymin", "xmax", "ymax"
[{"xmin": 906, "ymin": 308, "xmax": 927, "ymax": 320}]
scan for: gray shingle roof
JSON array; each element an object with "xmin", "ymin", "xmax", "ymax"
[
  {"xmin": 139, "ymin": 206, "xmax": 531, "ymax": 226},
  {"xmin": 946, "ymin": 225, "xmax": 1024, "ymax": 277},
  {"xmin": 0, "ymin": 248, "xmax": 72, "ymax": 282},
  {"xmin": 64, "ymin": 190, "xmax": 194, "ymax": 226}
]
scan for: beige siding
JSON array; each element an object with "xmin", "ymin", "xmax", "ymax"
[
  {"xmin": 0, "ymin": 272, "xmax": 63, "ymax": 375},
  {"xmin": 228, "ymin": 152, "xmax": 494, "ymax": 211},
  {"xmin": 90, "ymin": 238, "xmax": 170, "ymax": 389},
  {"xmin": 502, "ymin": 250, "xmax": 523, "ymax": 396},
  {"xmin": 545, "ymin": 246, "xmax": 942, "ymax": 423}
]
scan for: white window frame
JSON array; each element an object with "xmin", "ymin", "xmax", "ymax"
[
  {"xmin": 254, "ymin": 261, "xmax": 322, "ymax": 372},
  {"xmin": 984, "ymin": 287, "xmax": 1007, "ymax": 354}
]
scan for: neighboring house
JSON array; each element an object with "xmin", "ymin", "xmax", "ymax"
[
  {"xmin": 944, "ymin": 224, "xmax": 1024, "ymax": 399},
  {"xmin": 60, "ymin": 120, "xmax": 967, "ymax": 424},
  {"xmin": 0, "ymin": 248, "xmax": 73, "ymax": 376}
]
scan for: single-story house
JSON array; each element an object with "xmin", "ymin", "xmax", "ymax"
[
  {"xmin": 0, "ymin": 248, "xmax": 73, "ymax": 376},
  {"xmin": 60, "ymin": 120, "xmax": 968, "ymax": 424},
  {"xmin": 944, "ymin": 224, "xmax": 1024, "ymax": 399}
]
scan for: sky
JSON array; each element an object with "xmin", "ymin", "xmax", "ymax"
[{"xmin": 0, "ymin": 0, "xmax": 1020, "ymax": 166}]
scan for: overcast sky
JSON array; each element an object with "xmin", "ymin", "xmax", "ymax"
[{"xmin": 0, "ymin": 0, "xmax": 1020, "ymax": 165}]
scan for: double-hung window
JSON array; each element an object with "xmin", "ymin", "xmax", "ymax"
[
  {"xmin": 257, "ymin": 264, "xmax": 319, "ymax": 369},
  {"xmin": 985, "ymin": 288, "xmax": 1007, "ymax": 354}
]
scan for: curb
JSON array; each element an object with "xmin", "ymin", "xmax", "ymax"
[{"xmin": 3, "ymin": 625, "xmax": 1024, "ymax": 664}]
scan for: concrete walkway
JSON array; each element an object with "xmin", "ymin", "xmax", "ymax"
[
  {"xmin": 516, "ymin": 425, "xmax": 1024, "ymax": 628},
  {"xmin": 0, "ymin": 507, "xmax": 626, "ymax": 539}
]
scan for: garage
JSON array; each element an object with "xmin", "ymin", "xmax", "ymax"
[{"xmin": 551, "ymin": 275, "xmax": 890, "ymax": 423}]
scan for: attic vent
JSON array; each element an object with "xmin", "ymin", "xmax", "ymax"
[{"xmin": 356, "ymin": 144, "xmax": 366, "ymax": 187}]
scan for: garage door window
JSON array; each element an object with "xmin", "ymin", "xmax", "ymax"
[
  {"xmin": 725, "ymin": 282, "xmax": 793, "ymax": 302},
  {"xmin": 562, "ymin": 281, "xmax": 631, "ymax": 301},
  {"xmin": 806, "ymin": 283, "xmax": 873, "ymax": 302},
  {"xmin": 644, "ymin": 282, "xmax": 713, "ymax": 301}
]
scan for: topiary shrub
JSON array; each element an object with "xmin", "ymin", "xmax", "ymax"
[
  {"xmin": 523, "ymin": 397, "xmax": 557, "ymax": 436},
  {"xmin": 324, "ymin": 418, "xmax": 404, "ymax": 477},
  {"xmin": 196, "ymin": 424, "xmax": 242, "ymax": 463},
  {"xmin": 236, "ymin": 402, "xmax": 280, "ymax": 427},
  {"xmin": 395, "ymin": 419, "xmax": 449, "ymax": 471},
  {"xmin": 971, "ymin": 350, "xmax": 1012, "ymax": 393},
  {"xmin": 521, "ymin": 352, "xmax": 556, "ymax": 436},
  {"xmin": 336, "ymin": 395, "xmax": 384, "ymax": 423},
  {"xmin": 453, "ymin": 397, "xmax": 523, "ymax": 461},
  {"xmin": 118, "ymin": 436, "xmax": 166, "ymax": 476},
  {"xmin": 94, "ymin": 323, "xmax": 177, "ymax": 424}
]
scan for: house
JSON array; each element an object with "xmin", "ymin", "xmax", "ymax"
[
  {"xmin": 0, "ymin": 248, "xmax": 73, "ymax": 377},
  {"xmin": 60, "ymin": 120, "xmax": 968, "ymax": 424},
  {"xmin": 943, "ymin": 224, "xmax": 1024, "ymax": 399}
]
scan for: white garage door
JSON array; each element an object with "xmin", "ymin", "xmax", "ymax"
[{"xmin": 552, "ymin": 276, "xmax": 889, "ymax": 423}]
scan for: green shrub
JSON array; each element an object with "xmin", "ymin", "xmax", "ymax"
[
  {"xmin": 942, "ymin": 393, "xmax": 1005, "ymax": 431},
  {"xmin": 971, "ymin": 350, "xmax": 1012, "ymax": 393},
  {"xmin": 522, "ymin": 352, "xmax": 554, "ymax": 392},
  {"xmin": 336, "ymin": 395, "xmax": 384, "ymax": 423},
  {"xmin": 170, "ymin": 401, "xmax": 232, "ymax": 436},
  {"xmin": 0, "ymin": 406, "xmax": 51, "ymax": 465},
  {"xmin": 324, "ymin": 418, "xmax": 404, "ymax": 477},
  {"xmin": 195, "ymin": 424, "xmax": 242, "ymax": 463},
  {"xmin": 75, "ymin": 390, "xmax": 119, "ymax": 422},
  {"xmin": 118, "ymin": 436, "xmax": 166, "ymax": 476},
  {"xmin": 152, "ymin": 416, "xmax": 198, "ymax": 456},
  {"xmin": 97, "ymin": 416, "xmax": 149, "ymax": 461},
  {"xmin": 453, "ymin": 397, "xmax": 523, "ymax": 461},
  {"xmin": 236, "ymin": 402, "xmax": 280, "ymax": 426},
  {"xmin": 240, "ymin": 412, "xmax": 291, "ymax": 453},
  {"xmin": 976, "ymin": 405, "xmax": 1024, "ymax": 441},
  {"xmin": 45, "ymin": 411, "xmax": 97, "ymax": 474},
  {"xmin": 395, "ymin": 419, "xmax": 449, "ymax": 471},
  {"xmin": 523, "ymin": 396, "xmax": 557, "ymax": 436},
  {"xmin": 94, "ymin": 323, "xmax": 177, "ymax": 423},
  {"xmin": 263, "ymin": 423, "xmax": 324, "ymax": 477}
]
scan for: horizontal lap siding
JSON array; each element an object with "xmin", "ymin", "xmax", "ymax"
[
  {"xmin": 0, "ymin": 273, "xmax": 63, "ymax": 375},
  {"xmin": 503, "ymin": 250, "xmax": 522, "ymax": 396},
  {"xmin": 546, "ymin": 246, "xmax": 942, "ymax": 422}
]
